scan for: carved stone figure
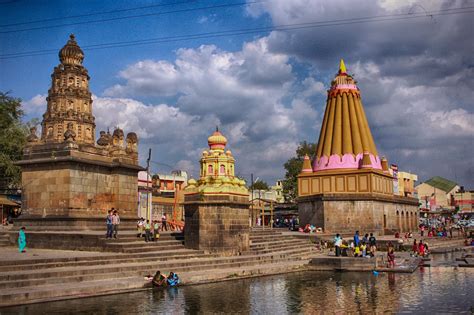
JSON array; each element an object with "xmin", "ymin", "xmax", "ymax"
[
  {"xmin": 112, "ymin": 128, "xmax": 124, "ymax": 147},
  {"xmin": 26, "ymin": 126, "xmax": 39, "ymax": 143},
  {"xmin": 125, "ymin": 132, "xmax": 138, "ymax": 153},
  {"xmin": 97, "ymin": 131, "xmax": 109, "ymax": 146},
  {"xmin": 64, "ymin": 123, "xmax": 76, "ymax": 142}
]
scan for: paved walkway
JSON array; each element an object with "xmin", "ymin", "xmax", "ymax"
[{"xmin": 0, "ymin": 247, "xmax": 115, "ymax": 262}]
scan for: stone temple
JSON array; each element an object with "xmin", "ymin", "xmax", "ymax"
[
  {"xmin": 16, "ymin": 35, "xmax": 143, "ymax": 230},
  {"xmin": 184, "ymin": 128, "xmax": 250, "ymax": 254},
  {"xmin": 298, "ymin": 60, "xmax": 418, "ymax": 234}
]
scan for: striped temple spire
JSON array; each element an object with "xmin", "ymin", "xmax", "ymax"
[{"xmin": 313, "ymin": 60, "xmax": 382, "ymax": 172}]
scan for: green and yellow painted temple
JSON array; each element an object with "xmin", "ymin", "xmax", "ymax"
[{"xmin": 298, "ymin": 60, "xmax": 418, "ymax": 234}]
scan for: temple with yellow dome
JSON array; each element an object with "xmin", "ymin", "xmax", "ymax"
[
  {"xmin": 298, "ymin": 60, "xmax": 418, "ymax": 234},
  {"xmin": 16, "ymin": 35, "xmax": 143, "ymax": 230},
  {"xmin": 184, "ymin": 128, "xmax": 249, "ymax": 254}
]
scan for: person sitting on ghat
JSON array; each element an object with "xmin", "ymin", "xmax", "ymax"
[
  {"xmin": 152, "ymin": 270, "xmax": 167, "ymax": 287},
  {"xmin": 167, "ymin": 272, "xmax": 180, "ymax": 287}
]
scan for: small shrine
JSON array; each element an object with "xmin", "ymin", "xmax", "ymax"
[
  {"xmin": 184, "ymin": 128, "xmax": 249, "ymax": 254},
  {"xmin": 16, "ymin": 35, "xmax": 143, "ymax": 230}
]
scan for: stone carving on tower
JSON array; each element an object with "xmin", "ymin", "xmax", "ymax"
[{"xmin": 41, "ymin": 34, "xmax": 95, "ymax": 145}]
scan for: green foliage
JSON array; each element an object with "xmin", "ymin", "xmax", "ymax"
[
  {"xmin": 282, "ymin": 141, "xmax": 317, "ymax": 202},
  {"xmin": 0, "ymin": 92, "xmax": 28, "ymax": 189},
  {"xmin": 249, "ymin": 179, "xmax": 269, "ymax": 191}
]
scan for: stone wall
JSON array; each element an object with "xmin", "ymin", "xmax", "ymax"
[
  {"xmin": 21, "ymin": 160, "xmax": 138, "ymax": 220},
  {"xmin": 299, "ymin": 194, "xmax": 419, "ymax": 235},
  {"xmin": 184, "ymin": 194, "xmax": 249, "ymax": 254}
]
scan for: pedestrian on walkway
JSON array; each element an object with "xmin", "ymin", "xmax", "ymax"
[
  {"xmin": 161, "ymin": 213, "xmax": 168, "ymax": 231},
  {"xmin": 106, "ymin": 210, "xmax": 113, "ymax": 239},
  {"xmin": 334, "ymin": 233, "xmax": 342, "ymax": 257},
  {"xmin": 18, "ymin": 226, "xmax": 26, "ymax": 253},
  {"xmin": 369, "ymin": 233, "xmax": 377, "ymax": 257},
  {"xmin": 145, "ymin": 220, "xmax": 152, "ymax": 242},
  {"xmin": 137, "ymin": 217, "xmax": 145, "ymax": 238},
  {"xmin": 112, "ymin": 209, "xmax": 120, "ymax": 239}
]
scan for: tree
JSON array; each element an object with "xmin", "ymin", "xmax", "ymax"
[
  {"xmin": 282, "ymin": 141, "xmax": 317, "ymax": 202},
  {"xmin": 249, "ymin": 179, "xmax": 269, "ymax": 191},
  {"xmin": 0, "ymin": 92, "xmax": 28, "ymax": 189}
]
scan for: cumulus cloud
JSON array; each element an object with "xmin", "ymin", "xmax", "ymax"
[
  {"xmin": 245, "ymin": 0, "xmax": 474, "ymax": 186},
  {"xmin": 23, "ymin": 94, "xmax": 46, "ymax": 117}
]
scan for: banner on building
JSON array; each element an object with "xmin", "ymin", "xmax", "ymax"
[{"xmin": 391, "ymin": 164, "xmax": 399, "ymax": 195}]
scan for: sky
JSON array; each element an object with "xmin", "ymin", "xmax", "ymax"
[{"xmin": 1, "ymin": 0, "xmax": 473, "ymax": 188}]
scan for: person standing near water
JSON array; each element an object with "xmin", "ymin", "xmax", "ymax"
[
  {"xmin": 334, "ymin": 234, "xmax": 342, "ymax": 257},
  {"xmin": 18, "ymin": 226, "xmax": 26, "ymax": 253}
]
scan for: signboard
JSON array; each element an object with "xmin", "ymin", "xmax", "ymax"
[{"xmin": 391, "ymin": 164, "xmax": 399, "ymax": 195}]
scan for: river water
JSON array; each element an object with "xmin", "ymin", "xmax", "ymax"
[{"xmin": 1, "ymin": 253, "xmax": 473, "ymax": 314}]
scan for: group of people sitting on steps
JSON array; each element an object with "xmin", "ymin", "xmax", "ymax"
[{"xmin": 145, "ymin": 270, "xmax": 180, "ymax": 287}]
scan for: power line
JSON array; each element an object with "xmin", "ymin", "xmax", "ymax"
[
  {"xmin": 0, "ymin": 0, "xmax": 196, "ymax": 28},
  {"xmin": 0, "ymin": 1, "xmax": 264, "ymax": 34},
  {"xmin": 1, "ymin": 7, "xmax": 473, "ymax": 60}
]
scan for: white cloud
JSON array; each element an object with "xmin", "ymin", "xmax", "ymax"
[{"xmin": 23, "ymin": 94, "xmax": 46, "ymax": 117}]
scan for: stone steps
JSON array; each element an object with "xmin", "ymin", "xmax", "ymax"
[
  {"xmin": 0, "ymin": 228, "xmax": 316, "ymax": 306},
  {"xmin": 0, "ymin": 249, "xmax": 308, "ymax": 291},
  {"xmin": 0, "ymin": 249, "xmax": 213, "ymax": 273},
  {"xmin": 0, "ymin": 233, "xmax": 11, "ymax": 247}
]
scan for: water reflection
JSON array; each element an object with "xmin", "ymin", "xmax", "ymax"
[{"xmin": 1, "ymin": 265, "xmax": 472, "ymax": 314}]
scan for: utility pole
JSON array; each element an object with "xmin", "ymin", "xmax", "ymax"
[
  {"xmin": 251, "ymin": 173, "xmax": 253, "ymax": 228},
  {"xmin": 146, "ymin": 148, "xmax": 152, "ymax": 222}
]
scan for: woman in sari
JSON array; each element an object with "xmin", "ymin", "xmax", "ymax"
[{"xmin": 18, "ymin": 226, "xmax": 26, "ymax": 253}]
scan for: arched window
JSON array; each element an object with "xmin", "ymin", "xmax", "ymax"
[
  {"xmin": 220, "ymin": 165, "xmax": 225, "ymax": 174},
  {"xmin": 208, "ymin": 165, "xmax": 213, "ymax": 175}
]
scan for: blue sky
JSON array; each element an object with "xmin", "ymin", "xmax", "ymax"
[{"xmin": 1, "ymin": 0, "xmax": 473, "ymax": 187}]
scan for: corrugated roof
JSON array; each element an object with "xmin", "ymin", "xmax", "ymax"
[{"xmin": 425, "ymin": 176, "xmax": 458, "ymax": 193}]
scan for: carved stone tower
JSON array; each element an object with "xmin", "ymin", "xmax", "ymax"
[
  {"xmin": 16, "ymin": 35, "xmax": 143, "ymax": 231},
  {"xmin": 42, "ymin": 34, "xmax": 95, "ymax": 144}
]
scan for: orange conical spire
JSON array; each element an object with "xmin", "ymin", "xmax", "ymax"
[{"xmin": 313, "ymin": 60, "xmax": 382, "ymax": 172}]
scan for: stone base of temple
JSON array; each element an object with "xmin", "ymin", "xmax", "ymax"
[
  {"xmin": 298, "ymin": 193, "xmax": 419, "ymax": 235},
  {"xmin": 184, "ymin": 193, "xmax": 250, "ymax": 255}
]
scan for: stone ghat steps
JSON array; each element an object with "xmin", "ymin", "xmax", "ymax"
[
  {"xmin": 250, "ymin": 235, "xmax": 309, "ymax": 244},
  {"xmin": 0, "ymin": 259, "xmax": 310, "ymax": 307},
  {"xmin": 250, "ymin": 241, "xmax": 314, "ymax": 253},
  {"xmin": 102, "ymin": 241, "xmax": 185, "ymax": 253},
  {"xmin": 0, "ymin": 249, "xmax": 215, "ymax": 273},
  {"xmin": 250, "ymin": 237, "xmax": 312, "ymax": 249},
  {"xmin": 0, "ymin": 249, "xmax": 309, "ymax": 292},
  {"xmin": 0, "ymin": 233, "xmax": 10, "ymax": 247}
]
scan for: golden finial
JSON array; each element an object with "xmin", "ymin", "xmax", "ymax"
[{"xmin": 339, "ymin": 59, "xmax": 347, "ymax": 73}]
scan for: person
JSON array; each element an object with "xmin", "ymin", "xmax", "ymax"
[
  {"xmin": 420, "ymin": 225, "xmax": 425, "ymax": 237},
  {"xmin": 360, "ymin": 242, "xmax": 367, "ymax": 257},
  {"xmin": 387, "ymin": 241, "xmax": 394, "ymax": 253},
  {"xmin": 18, "ymin": 226, "xmax": 26, "ymax": 253},
  {"xmin": 354, "ymin": 231, "xmax": 360, "ymax": 247},
  {"xmin": 362, "ymin": 233, "xmax": 369, "ymax": 244},
  {"xmin": 418, "ymin": 240, "xmax": 425, "ymax": 257},
  {"xmin": 423, "ymin": 242, "xmax": 430, "ymax": 256},
  {"xmin": 152, "ymin": 270, "xmax": 167, "ymax": 287},
  {"xmin": 369, "ymin": 233, "xmax": 377, "ymax": 257},
  {"xmin": 387, "ymin": 247, "xmax": 395, "ymax": 268},
  {"xmin": 354, "ymin": 244, "xmax": 361, "ymax": 257},
  {"xmin": 153, "ymin": 220, "xmax": 160, "ymax": 241},
  {"xmin": 112, "ymin": 209, "xmax": 120, "ymax": 239},
  {"xmin": 334, "ymin": 234, "xmax": 342, "ymax": 257},
  {"xmin": 167, "ymin": 272, "xmax": 180, "ymax": 287},
  {"xmin": 106, "ymin": 210, "xmax": 113, "ymax": 239},
  {"xmin": 161, "ymin": 213, "xmax": 168, "ymax": 231},
  {"xmin": 145, "ymin": 220, "xmax": 152, "ymax": 242},
  {"xmin": 412, "ymin": 239, "xmax": 418, "ymax": 256},
  {"xmin": 137, "ymin": 217, "xmax": 144, "ymax": 238}
]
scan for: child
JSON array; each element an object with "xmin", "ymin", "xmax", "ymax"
[
  {"xmin": 153, "ymin": 220, "xmax": 160, "ymax": 242},
  {"xmin": 387, "ymin": 248, "xmax": 395, "ymax": 268},
  {"xmin": 360, "ymin": 242, "xmax": 367, "ymax": 257},
  {"xmin": 354, "ymin": 245, "xmax": 360, "ymax": 257}
]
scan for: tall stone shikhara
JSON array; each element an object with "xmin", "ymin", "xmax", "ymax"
[
  {"xmin": 16, "ymin": 35, "xmax": 143, "ymax": 230},
  {"xmin": 298, "ymin": 60, "xmax": 419, "ymax": 234}
]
